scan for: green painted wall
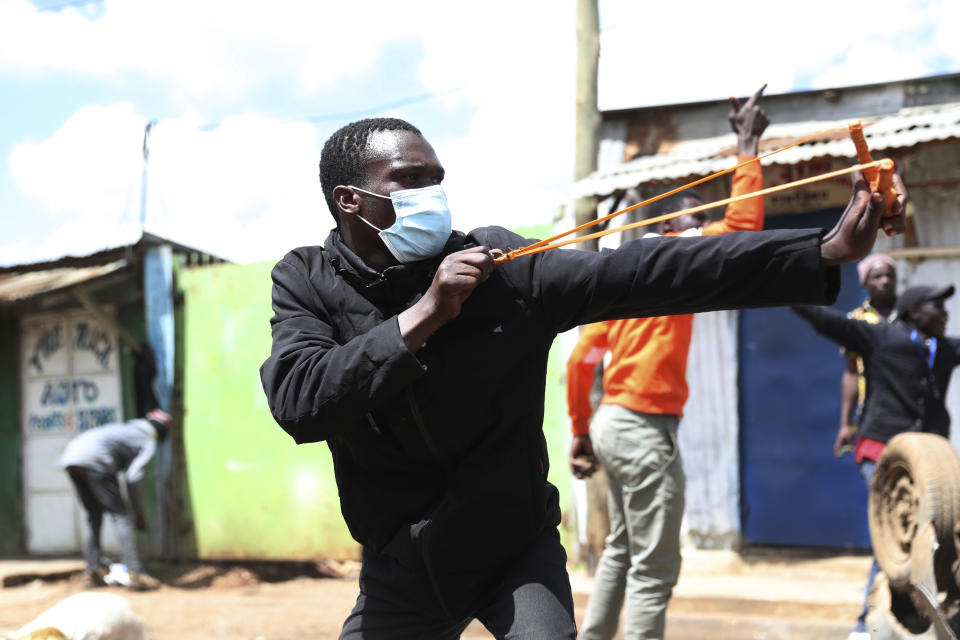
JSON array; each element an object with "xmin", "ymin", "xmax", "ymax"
[
  {"xmin": 179, "ymin": 261, "xmax": 358, "ymax": 560},
  {"xmin": 177, "ymin": 222, "xmax": 574, "ymax": 560},
  {"xmin": 117, "ymin": 303, "xmax": 147, "ymax": 422},
  {"xmin": 0, "ymin": 315, "xmax": 22, "ymax": 554}
]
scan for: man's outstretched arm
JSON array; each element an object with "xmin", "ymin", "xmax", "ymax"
[
  {"xmin": 522, "ymin": 170, "xmax": 907, "ymax": 332},
  {"xmin": 791, "ymin": 305, "xmax": 878, "ymax": 357}
]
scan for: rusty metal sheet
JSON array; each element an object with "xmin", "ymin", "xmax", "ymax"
[{"xmin": 0, "ymin": 260, "xmax": 127, "ymax": 303}]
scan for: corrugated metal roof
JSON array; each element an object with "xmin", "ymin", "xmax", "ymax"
[
  {"xmin": 0, "ymin": 230, "xmax": 227, "ymax": 275},
  {"xmin": 0, "ymin": 222, "xmax": 229, "ymax": 272},
  {"xmin": 574, "ymin": 101, "xmax": 960, "ymax": 198},
  {"xmin": 0, "ymin": 260, "xmax": 127, "ymax": 303}
]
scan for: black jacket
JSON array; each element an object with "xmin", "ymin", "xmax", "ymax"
[
  {"xmin": 260, "ymin": 225, "xmax": 837, "ymax": 617},
  {"xmin": 794, "ymin": 305, "xmax": 960, "ymax": 443}
]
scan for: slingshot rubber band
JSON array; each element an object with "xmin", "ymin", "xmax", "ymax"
[
  {"xmin": 511, "ymin": 123, "xmax": 855, "ymax": 260},
  {"xmin": 494, "ymin": 158, "xmax": 894, "ymax": 262},
  {"xmin": 494, "ymin": 119, "xmax": 890, "ymax": 264}
]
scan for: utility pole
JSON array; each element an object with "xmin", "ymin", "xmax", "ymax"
[
  {"xmin": 574, "ymin": 0, "xmax": 600, "ymax": 252},
  {"xmin": 138, "ymin": 118, "xmax": 175, "ymax": 558},
  {"xmin": 574, "ymin": 0, "xmax": 609, "ymax": 576}
]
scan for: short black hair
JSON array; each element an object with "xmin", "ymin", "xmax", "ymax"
[
  {"xmin": 645, "ymin": 188, "xmax": 703, "ymax": 218},
  {"xmin": 318, "ymin": 118, "xmax": 423, "ymax": 224}
]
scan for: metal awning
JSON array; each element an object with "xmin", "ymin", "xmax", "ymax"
[
  {"xmin": 574, "ymin": 101, "xmax": 960, "ymax": 199},
  {"xmin": 0, "ymin": 260, "xmax": 128, "ymax": 303}
]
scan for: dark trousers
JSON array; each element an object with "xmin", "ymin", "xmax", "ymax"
[
  {"xmin": 339, "ymin": 524, "xmax": 577, "ymax": 640},
  {"xmin": 66, "ymin": 466, "xmax": 143, "ymax": 573}
]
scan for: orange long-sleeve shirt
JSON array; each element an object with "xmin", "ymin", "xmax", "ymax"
[{"xmin": 567, "ymin": 157, "xmax": 764, "ymax": 436}]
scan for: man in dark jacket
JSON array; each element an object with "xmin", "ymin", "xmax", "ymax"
[
  {"xmin": 259, "ymin": 117, "xmax": 906, "ymax": 639},
  {"xmin": 795, "ymin": 284, "xmax": 959, "ymax": 457}
]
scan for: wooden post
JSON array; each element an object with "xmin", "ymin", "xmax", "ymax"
[
  {"xmin": 574, "ymin": 0, "xmax": 608, "ymax": 575},
  {"xmin": 574, "ymin": 0, "xmax": 600, "ymax": 252}
]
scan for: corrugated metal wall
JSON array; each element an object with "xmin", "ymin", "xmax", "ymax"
[
  {"xmin": 678, "ymin": 310, "xmax": 741, "ymax": 548},
  {"xmin": 901, "ymin": 141, "xmax": 960, "ymax": 247}
]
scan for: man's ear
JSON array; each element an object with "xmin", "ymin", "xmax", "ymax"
[{"xmin": 333, "ymin": 185, "xmax": 360, "ymax": 216}]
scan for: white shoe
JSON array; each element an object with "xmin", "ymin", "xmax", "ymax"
[
  {"xmin": 103, "ymin": 562, "xmax": 131, "ymax": 587},
  {"xmin": 847, "ymin": 632, "xmax": 870, "ymax": 640}
]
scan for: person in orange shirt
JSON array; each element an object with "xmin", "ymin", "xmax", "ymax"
[{"xmin": 568, "ymin": 85, "xmax": 768, "ymax": 640}]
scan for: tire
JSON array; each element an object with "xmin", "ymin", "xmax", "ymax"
[
  {"xmin": 869, "ymin": 433, "xmax": 960, "ymax": 590},
  {"xmin": 866, "ymin": 572, "xmax": 937, "ymax": 639}
]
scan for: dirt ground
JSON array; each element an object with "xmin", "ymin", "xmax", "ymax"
[
  {"xmin": 0, "ymin": 562, "xmax": 516, "ymax": 639},
  {"xmin": 0, "ymin": 553, "xmax": 869, "ymax": 639}
]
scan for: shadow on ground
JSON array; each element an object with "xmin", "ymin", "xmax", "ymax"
[{"xmin": 150, "ymin": 559, "xmax": 361, "ymax": 589}]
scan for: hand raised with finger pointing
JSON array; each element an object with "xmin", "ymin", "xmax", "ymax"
[
  {"xmin": 729, "ymin": 84, "xmax": 769, "ymax": 156},
  {"xmin": 729, "ymin": 84, "xmax": 769, "ymax": 135}
]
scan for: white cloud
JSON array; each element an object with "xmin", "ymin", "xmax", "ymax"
[
  {"xmin": 11, "ymin": 102, "xmax": 145, "ymax": 216},
  {"xmin": 414, "ymin": 1, "xmax": 577, "ymax": 233},
  {"xmin": 1, "ymin": 0, "xmax": 580, "ymax": 248},
  {"xmin": 597, "ymin": 0, "xmax": 957, "ymax": 109},
  {"xmin": 810, "ymin": 41, "xmax": 931, "ymax": 90},
  {"xmin": 933, "ymin": 0, "xmax": 960, "ymax": 66},
  {"xmin": 144, "ymin": 111, "xmax": 329, "ymax": 261},
  {"xmin": 7, "ymin": 103, "xmax": 329, "ymax": 264},
  {"xmin": 0, "ymin": 0, "xmax": 400, "ymax": 99}
]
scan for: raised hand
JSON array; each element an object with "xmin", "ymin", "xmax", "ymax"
[{"xmin": 729, "ymin": 84, "xmax": 769, "ymax": 156}]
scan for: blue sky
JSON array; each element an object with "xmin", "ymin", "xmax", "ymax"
[{"xmin": 2, "ymin": 0, "xmax": 958, "ymax": 265}]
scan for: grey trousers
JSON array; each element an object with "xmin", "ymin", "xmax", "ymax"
[
  {"xmin": 579, "ymin": 405, "xmax": 684, "ymax": 640},
  {"xmin": 66, "ymin": 466, "xmax": 143, "ymax": 573}
]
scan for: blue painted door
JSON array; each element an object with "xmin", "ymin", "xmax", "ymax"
[{"xmin": 739, "ymin": 209, "xmax": 871, "ymax": 549}]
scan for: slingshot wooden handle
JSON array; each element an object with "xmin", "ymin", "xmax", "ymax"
[{"xmin": 849, "ymin": 121, "xmax": 898, "ymax": 218}]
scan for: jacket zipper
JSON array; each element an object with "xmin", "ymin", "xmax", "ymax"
[{"xmin": 406, "ymin": 389, "xmax": 447, "ymax": 466}]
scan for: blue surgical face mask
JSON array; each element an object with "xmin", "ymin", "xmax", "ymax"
[{"xmin": 348, "ymin": 184, "xmax": 453, "ymax": 263}]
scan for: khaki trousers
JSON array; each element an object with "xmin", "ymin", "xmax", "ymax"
[{"xmin": 579, "ymin": 405, "xmax": 684, "ymax": 640}]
